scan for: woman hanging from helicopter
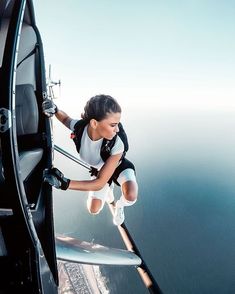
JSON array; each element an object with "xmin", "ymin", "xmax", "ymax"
[{"xmin": 42, "ymin": 94, "xmax": 138, "ymax": 225}]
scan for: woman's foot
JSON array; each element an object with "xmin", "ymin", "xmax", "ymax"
[
  {"xmin": 105, "ymin": 184, "xmax": 115, "ymax": 204},
  {"xmin": 113, "ymin": 201, "xmax": 125, "ymax": 225}
]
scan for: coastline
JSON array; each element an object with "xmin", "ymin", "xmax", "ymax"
[{"xmin": 58, "ymin": 261, "xmax": 109, "ymax": 294}]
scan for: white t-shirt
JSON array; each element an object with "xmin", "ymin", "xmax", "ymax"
[{"xmin": 70, "ymin": 120, "xmax": 124, "ymax": 169}]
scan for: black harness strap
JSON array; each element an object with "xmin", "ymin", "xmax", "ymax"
[{"xmin": 71, "ymin": 119, "xmax": 129, "ymax": 163}]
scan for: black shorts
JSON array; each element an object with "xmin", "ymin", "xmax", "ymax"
[{"xmin": 109, "ymin": 158, "xmax": 136, "ymax": 186}]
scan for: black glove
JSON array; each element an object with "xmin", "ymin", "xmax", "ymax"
[
  {"xmin": 42, "ymin": 98, "xmax": 58, "ymax": 117},
  {"xmin": 44, "ymin": 167, "xmax": 70, "ymax": 190}
]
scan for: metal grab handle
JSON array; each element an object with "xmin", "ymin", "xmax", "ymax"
[{"xmin": 54, "ymin": 144, "xmax": 91, "ymax": 171}]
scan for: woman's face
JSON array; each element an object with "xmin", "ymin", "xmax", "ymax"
[{"xmin": 96, "ymin": 112, "xmax": 121, "ymax": 140}]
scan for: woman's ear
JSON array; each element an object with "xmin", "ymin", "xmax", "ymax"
[{"xmin": 90, "ymin": 118, "xmax": 98, "ymax": 129}]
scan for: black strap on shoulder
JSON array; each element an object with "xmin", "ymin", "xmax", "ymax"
[
  {"xmin": 100, "ymin": 137, "xmax": 117, "ymax": 162},
  {"xmin": 118, "ymin": 123, "xmax": 129, "ymax": 152},
  {"xmin": 72, "ymin": 119, "xmax": 87, "ymax": 154},
  {"xmin": 100, "ymin": 123, "xmax": 129, "ymax": 162}
]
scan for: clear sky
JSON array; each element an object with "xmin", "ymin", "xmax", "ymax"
[
  {"xmin": 33, "ymin": 0, "xmax": 235, "ymax": 116},
  {"xmin": 32, "ymin": 4, "xmax": 235, "ymax": 292}
]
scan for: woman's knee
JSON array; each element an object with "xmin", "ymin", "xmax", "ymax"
[
  {"xmin": 87, "ymin": 198, "xmax": 103, "ymax": 214},
  {"xmin": 88, "ymin": 207, "xmax": 101, "ymax": 215},
  {"xmin": 122, "ymin": 181, "xmax": 138, "ymax": 202},
  {"xmin": 123, "ymin": 189, "xmax": 138, "ymax": 202},
  {"xmin": 126, "ymin": 193, "xmax": 138, "ymax": 202},
  {"xmin": 123, "ymin": 192, "xmax": 138, "ymax": 203}
]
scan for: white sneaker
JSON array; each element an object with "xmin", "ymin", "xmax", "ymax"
[
  {"xmin": 113, "ymin": 202, "xmax": 125, "ymax": 226},
  {"xmin": 105, "ymin": 185, "xmax": 115, "ymax": 204}
]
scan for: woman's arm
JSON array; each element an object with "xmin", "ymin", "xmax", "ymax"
[
  {"xmin": 68, "ymin": 153, "xmax": 123, "ymax": 191},
  {"xmin": 55, "ymin": 109, "xmax": 73, "ymax": 129},
  {"xmin": 42, "ymin": 98, "xmax": 74, "ymax": 129}
]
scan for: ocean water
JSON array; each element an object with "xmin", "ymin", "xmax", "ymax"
[{"xmin": 54, "ymin": 109, "xmax": 235, "ymax": 294}]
